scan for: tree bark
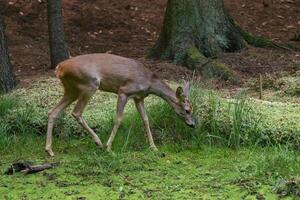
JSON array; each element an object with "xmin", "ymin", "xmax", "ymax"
[
  {"xmin": 47, "ymin": 0, "xmax": 69, "ymax": 69},
  {"xmin": 0, "ymin": 17, "xmax": 16, "ymax": 94},
  {"xmin": 150, "ymin": 0, "xmax": 245, "ymax": 65}
]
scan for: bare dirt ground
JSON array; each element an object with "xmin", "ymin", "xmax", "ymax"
[{"xmin": 1, "ymin": 0, "xmax": 300, "ymax": 86}]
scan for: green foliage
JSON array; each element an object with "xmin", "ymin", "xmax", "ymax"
[
  {"xmin": 0, "ymin": 78, "xmax": 300, "ymax": 150},
  {"xmin": 229, "ymin": 95, "xmax": 251, "ymax": 148},
  {"xmin": 0, "ymin": 96, "xmax": 17, "ymax": 117},
  {"xmin": 0, "ymin": 78, "xmax": 299, "ymax": 199},
  {"xmin": 232, "ymin": 147, "xmax": 300, "ymax": 198},
  {"xmin": 195, "ymin": 90, "xmax": 262, "ymax": 148},
  {"xmin": 253, "ymin": 146, "xmax": 300, "ymax": 178},
  {"xmin": 205, "ymin": 91, "xmax": 223, "ymax": 146},
  {"xmin": 0, "ymin": 98, "xmax": 43, "ymax": 148}
]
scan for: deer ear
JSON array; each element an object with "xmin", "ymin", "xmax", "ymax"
[
  {"xmin": 176, "ymin": 86, "xmax": 184, "ymax": 100},
  {"xmin": 183, "ymin": 81, "xmax": 190, "ymax": 97}
]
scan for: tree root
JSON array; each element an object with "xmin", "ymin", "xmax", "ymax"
[
  {"xmin": 239, "ymin": 27, "xmax": 300, "ymax": 52},
  {"xmin": 291, "ymin": 34, "xmax": 300, "ymax": 42},
  {"xmin": 185, "ymin": 45, "xmax": 239, "ymax": 84}
]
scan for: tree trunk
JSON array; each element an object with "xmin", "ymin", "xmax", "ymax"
[
  {"xmin": 0, "ymin": 17, "xmax": 16, "ymax": 94},
  {"xmin": 150, "ymin": 0, "xmax": 245, "ymax": 65},
  {"xmin": 47, "ymin": 0, "xmax": 69, "ymax": 69}
]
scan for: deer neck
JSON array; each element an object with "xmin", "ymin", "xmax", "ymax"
[{"xmin": 149, "ymin": 79, "xmax": 178, "ymax": 106}]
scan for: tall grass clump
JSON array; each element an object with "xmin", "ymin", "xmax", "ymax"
[
  {"xmin": 182, "ymin": 84, "xmax": 262, "ymax": 149},
  {"xmin": 229, "ymin": 95, "xmax": 247, "ymax": 148},
  {"xmin": 137, "ymin": 83, "xmax": 261, "ymax": 149},
  {"xmin": 0, "ymin": 96, "xmax": 17, "ymax": 117},
  {"xmin": 0, "ymin": 96, "xmax": 44, "ymax": 149},
  {"xmin": 0, "ymin": 96, "xmax": 19, "ymax": 147},
  {"xmin": 188, "ymin": 82, "xmax": 300, "ymax": 149},
  {"xmin": 205, "ymin": 91, "xmax": 223, "ymax": 146},
  {"xmin": 227, "ymin": 94, "xmax": 262, "ymax": 148},
  {"xmin": 0, "ymin": 96, "xmax": 18, "ymax": 141}
]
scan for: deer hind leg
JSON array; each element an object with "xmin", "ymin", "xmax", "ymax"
[
  {"xmin": 106, "ymin": 93, "xmax": 128, "ymax": 152},
  {"xmin": 46, "ymin": 94, "xmax": 77, "ymax": 157},
  {"xmin": 134, "ymin": 98, "xmax": 158, "ymax": 151},
  {"xmin": 72, "ymin": 87, "xmax": 103, "ymax": 148}
]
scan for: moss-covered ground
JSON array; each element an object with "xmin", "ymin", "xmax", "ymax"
[{"xmin": 1, "ymin": 137, "xmax": 299, "ymax": 200}]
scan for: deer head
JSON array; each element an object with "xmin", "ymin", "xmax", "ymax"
[{"xmin": 174, "ymin": 82, "xmax": 196, "ymax": 128}]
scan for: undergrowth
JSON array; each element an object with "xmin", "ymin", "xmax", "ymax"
[
  {"xmin": 0, "ymin": 78, "xmax": 300, "ymax": 150},
  {"xmin": 0, "ymin": 78, "xmax": 299, "ymax": 199}
]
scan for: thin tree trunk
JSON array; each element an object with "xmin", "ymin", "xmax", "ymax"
[
  {"xmin": 47, "ymin": 0, "xmax": 69, "ymax": 69},
  {"xmin": 0, "ymin": 17, "xmax": 16, "ymax": 94},
  {"xmin": 150, "ymin": 0, "xmax": 245, "ymax": 64}
]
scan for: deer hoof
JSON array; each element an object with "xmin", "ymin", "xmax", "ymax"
[
  {"xmin": 106, "ymin": 148, "xmax": 116, "ymax": 156},
  {"xmin": 95, "ymin": 140, "xmax": 104, "ymax": 148},
  {"xmin": 150, "ymin": 146, "xmax": 158, "ymax": 152},
  {"xmin": 106, "ymin": 147, "xmax": 112, "ymax": 152},
  {"xmin": 46, "ymin": 149, "xmax": 55, "ymax": 157}
]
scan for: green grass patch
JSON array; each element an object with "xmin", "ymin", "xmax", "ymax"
[
  {"xmin": 245, "ymin": 74, "xmax": 300, "ymax": 97},
  {"xmin": 0, "ymin": 138, "xmax": 299, "ymax": 199},
  {"xmin": 0, "ymin": 96, "xmax": 18, "ymax": 117}
]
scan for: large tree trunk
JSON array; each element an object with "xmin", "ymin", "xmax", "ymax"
[
  {"xmin": 150, "ymin": 0, "xmax": 245, "ymax": 66},
  {"xmin": 47, "ymin": 0, "xmax": 69, "ymax": 69},
  {"xmin": 0, "ymin": 17, "xmax": 16, "ymax": 94}
]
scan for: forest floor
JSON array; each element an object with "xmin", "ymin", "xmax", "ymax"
[{"xmin": 1, "ymin": 0, "xmax": 300, "ymax": 85}]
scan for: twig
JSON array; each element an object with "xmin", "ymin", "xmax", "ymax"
[{"xmin": 259, "ymin": 74, "xmax": 263, "ymax": 100}]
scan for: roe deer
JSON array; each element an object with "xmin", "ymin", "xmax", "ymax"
[{"xmin": 46, "ymin": 53, "xmax": 196, "ymax": 156}]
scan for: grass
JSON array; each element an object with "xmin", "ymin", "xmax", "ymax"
[
  {"xmin": 0, "ymin": 96, "xmax": 17, "ymax": 117},
  {"xmin": 1, "ymin": 78, "xmax": 300, "ymax": 149},
  {"xmin": 244, "ymin": 73, "xmax": 300, "ymax": 103},
  {"xmin": 0, "ymin": 137, "xmax": 299, "ymax": 200},
  {"xmin": 0, "ymin": 77, "xmax": 300, "ymax": 199}
]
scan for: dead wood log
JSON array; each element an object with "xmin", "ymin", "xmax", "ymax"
[{"xmin": 4, "ymin": 161, "xmax": 58, "ymax": 175}]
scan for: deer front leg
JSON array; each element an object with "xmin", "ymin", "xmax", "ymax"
[
  {"xmin": 106, "ymin": 93, "xmax": 128, "ymax": 151},
  {"xmin": 134, "ymin": 98, "xmax": 158, "ymax": 151}
]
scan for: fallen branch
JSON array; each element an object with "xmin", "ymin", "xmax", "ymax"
[{"xmin": 4, "ymin": 161, "xmax": 58, "ymax": 175}]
